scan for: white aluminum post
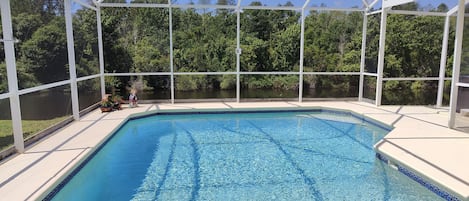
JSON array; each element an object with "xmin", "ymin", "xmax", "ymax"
[
  {"xmin": 1, "ymin": 0, "xmax": 24, "ymax": 153},
  {"xmin": 437, "ymin": 15, "xmax": 450, "ymax": 107},
  {"xmin": 375, "ymin": 8, "xmax": 388, "ymax": 106},
  {"xmin": 298, "ymin": 8, "xmax": 306, "ymax": 102},
  {"xmin": 169, "ymin": 2, "xmax": 175, "ymax": 104},
  {"xmin": 449, "ymin": 0, "xmax": 466, "ymax": 128},
  {"xmin": 236, "ymin": 5, "xmax": 241, "ymax": 103},
  {"xmin": 359, "ymin": 13, "xmax": 368, "ymax": 101},
  {"xmin": 235, "ymin": 0, "xmax": 242, "ymax": 103},
  {"xmin": 65, "ymin": 0, "xmax": 80, "ymax": 120},
  {"xmin": 236, "ymin": 10, "xmax": 241, "ymax": 103},
  {"xmin": 298, "ymin": 0, "xmax": 311, "ymax": 102},
  {"xmin": 96, "ymin": 7, "xmax": 106, "ymax": 98}
]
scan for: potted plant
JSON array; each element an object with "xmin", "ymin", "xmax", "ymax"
[
  {"xmin": 100, "ymin": 95, "xmax": 113, "ymax": 112},
  {"xmin": 100, "ymin": 94, "xmax": 123, "ymax": 113},
  {"xmin": 111, "ymin": 94, "xmax": 123, "ymax": 110}
]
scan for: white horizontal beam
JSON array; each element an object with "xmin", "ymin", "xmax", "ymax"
[
  {"xmin": 0, "ymin": 93, "xmax": 10, "ymax": 100},
  {"xmin": 98, "ymin": 2, "xmax": 366, "ymax": 12},
  {"xmin": 366, "ymin": 9, "xmax": 382, "ymax": 15},
  {"xmin": 306, "ymin": 7, "xmax": 364, "ymax": 12},
  {"xmin": 18, "ymin": 80, "xmax": 71, "ymax": 96},
  {"xmin": 101, "ymin": 3, "xmax": 240, "ymax": 10},
  {"xmin": 72, "ymin": 0, "xmax": 98, "ymax": 11},
  {"xmin": 175, "ymin": 72, "xmax": 237, "ymax": 75},
  {"xmin": 383, "ymin": 77, "xmax": 442, "ymax": 81},
  {"xmin": 242, "ymin": 6, "xmax": 300, "ymax": 11},
  {"xmin": 172, "ymin": 4, "xmax": 236, "ymax": 9},
  {"xmin": 363, "ymin": 72, "xmax": 378, "ymax": 76},
  {"xmin": 366, "ymin": 10, "xmax": 383, "ymax": 16},
  {"xmin": 105, "ymin": 72, "xmax": 171, "ymax": 76},
  {"xmin": 12, "ymin": 74, "xmax": 450, "ymax": 97},
  {"xmin": 104, "ymin": 72, "xmax": 364, "ymax": 76},
  {"xmin": 77, "ymin": 74, "xmax": 101, "ymax": 82},
  {"xmin": 388, "ymin": 10, "xmax": 446, "ymax": 17},
  {"xmin": 239, "ymin": 72, "xmax": 361, "ymax": 75},
  {"xmin": 457, "ymin": 82, "xmax": 469, "ymax": 87},
  {"xmin": 303, "ymin": 72, "xmax": 361, "ymax": 75},
  {"xmin": 100, "ymin": 3, "xmax": 169, "ymax": 8},
  {"xmin": 240, "ymin": 71, "xmax": 299, "ymax": 75}
]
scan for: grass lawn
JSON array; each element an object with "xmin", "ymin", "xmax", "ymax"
[{"xmin": 0, "ymin": 116, "xmax": 69, "ymax": 150}]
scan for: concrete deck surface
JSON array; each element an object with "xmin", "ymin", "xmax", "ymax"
[{"xmin": 0, "ymin": 101, "xmax": 468, "ymax": 200}]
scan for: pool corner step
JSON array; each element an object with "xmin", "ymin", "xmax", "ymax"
[{"xmin": 375, "ymin": 152, "xmax": 465, "ymax": 201}]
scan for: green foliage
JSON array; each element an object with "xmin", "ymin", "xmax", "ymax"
[
  {"xmin": 176, "ymin": 74, "xmax": 207, "ymax": 91},
  {"xmin": 0, "ymin": 63, "xmax": 7, "ymax": 93},
  {"xmin": 132, "ymin": 36, "xmax": 170, "ymax": 72},
  {"xmin": 271, "ymin": 24, "xmax": 300, "ymax": 71},
  {"xmin": 13, "ymin": 13, "xmax": 43, "ymax": 43},
  {"xmin": 20, "ymin": 17, "xmax": 68, "ymax": 85},
  {"xmin": 73, "ymin": 8, "xmax": 100, "ymax": 77},
  {"xmin": 0, "ymin": 1, "xmax": 102, "ymax": 90},
  {"xmin": 385, "ymin": 14, "xmax": 445, "ymax": 78},
  {"xmin": 0, "ymin": 2, "xmax": 457, "ymax": 105},
  {"xmin": 105, "ymin": 76, "xmax": 122, "ymax": 93},
  {"xmin": 220, "ymin": 75, "xmax": 236, "ymax": 90}
]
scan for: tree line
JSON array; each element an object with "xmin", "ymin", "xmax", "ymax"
[{"xmin": 0, "ymin": 0, "xmax": 458, "ymax": 104}]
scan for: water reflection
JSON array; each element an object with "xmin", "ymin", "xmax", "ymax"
[{"xmin": 0, "ymin": 93, "xmax": 101, "ymax": 121}]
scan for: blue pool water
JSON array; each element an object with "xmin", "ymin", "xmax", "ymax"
[{"xmin": 49, "ymin": 110, "xmax": 443, "ymax": 201}]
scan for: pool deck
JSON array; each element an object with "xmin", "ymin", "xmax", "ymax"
[{"xmin": 0, "ymin": 101, "xmax": 468, "ymax": 201}]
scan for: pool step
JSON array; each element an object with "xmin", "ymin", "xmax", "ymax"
[{"xmin": 375, "ymin": 153, "xmax": 463, "ymax": 201}]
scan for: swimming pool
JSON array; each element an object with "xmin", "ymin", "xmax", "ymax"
[{"xmin": 46, "ymin": 109, "xmax": 443, "ymax": 200}]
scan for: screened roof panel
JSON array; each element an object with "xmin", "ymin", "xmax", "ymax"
[
  {"xmin": 171, "ymin": 0, "xmax": 236, "ymax": 5},
  {"xmin": 72, "ymin": 1, "xmax": 84, "ymax": 13},
  {"xmin": 369, "ymin": 0, "xmax": 382, "ymax": 10},
  {"xmin": 96, "ymin": 0, "xmax": 459, "ymax": 10},
  {"xmin": 101, "ymin": 0, "xmax": 169, "ymax": 3},
  {"xmin": 308, "ymin": 0, "xmax": 365, "ymax": 8},
  {"xmin": 415, "ymin": 0, "xmax": 458, "ymax": 10},
  {"xmin": 368, "ymin": 0, "xmax": 458, "ymax": 11},
  {"xmin": 387, "ymin": 0, "xmax": 458, "ymax": 11},
  {"xmin": 240, "ymin": 0, "xmax": 305, "ymax": 7}
]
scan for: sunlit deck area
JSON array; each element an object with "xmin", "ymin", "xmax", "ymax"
[{"xmin": 0, "ymin": 101, "xmax": 467, "ymax": 200}]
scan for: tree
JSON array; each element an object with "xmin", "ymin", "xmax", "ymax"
[
  {"xmin": 436, "ymin": 4, "xmax": 448, "ymax": 12},
  {"xmin": 271, "ymin": 24, "xmax": 300, "ymax": 71},
  {"xmin": 73, "ymin": 8, "xmax": 100, "ymax": 77},
  {"xmin": 216, "ymin": 0, "xmax": 235, "ymax": 5},
  {"xmin": 19, "ymin": 17, "xmax": 68, "ymax": 86}
]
